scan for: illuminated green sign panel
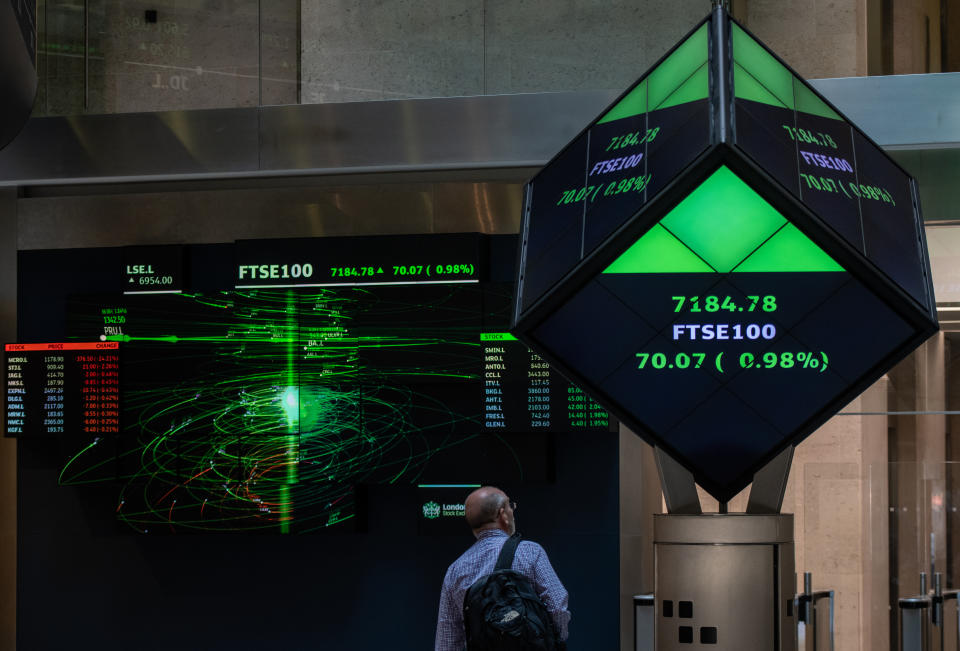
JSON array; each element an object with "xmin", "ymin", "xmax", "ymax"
[{"xmin": 512, "ymin": 10, "xmax": 938, "ymax": 500}]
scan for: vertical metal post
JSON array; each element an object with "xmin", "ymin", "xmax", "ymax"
[
  {"xmin": 747, "ymin": 446, "xmax": 794, "ymax": 514},
  {"xmin": 295, "ymin": 0, "xmax": 302, "ymax": 104},
  {"xmin": 634, "ymin": 594, "xmax": 654, "ymax": 651},
  {"xmin": 710, "ymin": 0, "xmax": 730, "ymax": 144},
  {"xmin": 481, "ymin": 0, "xmax": 486, "ymax": 95},
  {"xmin": 803, "ymin": 573, "xmax": 816, "ymax": 649},
  {"xmin": 796, "ymin": 573, "xmax": 836, "ymax": 651},
  {"xmin": 654, "ymin": 447, "xmax": 701, "ymax": 514},
  {"xmin": 83, "ymin": 0, "xmax": 89, "ymax": 110},
  {"xmin": 824, "ymin": 591, "xmax": 836, "ymax": 651},
  {"xmin": 934, "ymin": 573, "xmax": 943, "ymax": 627},
  {"xmin": 41, "ymin": 0, "xmax": 47, "ymax": 114},
  {"xmin": 900, "ymin": 599, "xmax": 931, "ymax": 651},
  {"xmin": 257, "ymin": 0, "xmax": 263, "ymax": 106},
  {"xmin": 900, "ymin": 576, "xmax": 934, "ymax": 651}
]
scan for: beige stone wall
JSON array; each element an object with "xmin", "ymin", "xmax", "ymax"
[
  {"xmin": 949, "ymin": 3, "xmax": 960, "ymax": 71},
  {"xmin": 892, "ymin": 0, "xmax": 943, "ymax": 73},
  {"xmin": 736, "ymin": 0, "xmax": 866, "ymax": 78},
  {"xmin": 735, "ymin": 0, "xmax": 948, "ymax": 79},
  {"xmin": 619, "ymin": 429, "xmax": 661, "ymax": 651},
  {"xmin": 887, "ymin": 333, "xmax": 952, "ymax": 633},
  {"xmin": 787, "ymin": 380, "xmax": 889, "ymax": 651}
]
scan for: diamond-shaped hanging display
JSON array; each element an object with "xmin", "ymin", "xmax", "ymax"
[{"xmin": 512, "ymin": 9, "xmax": 938, "ymax": 501}]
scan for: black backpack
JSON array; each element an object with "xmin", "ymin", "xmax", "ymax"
[{"xmin": 462, "ymin": 533, "xmax": 560, "ymax": 651}]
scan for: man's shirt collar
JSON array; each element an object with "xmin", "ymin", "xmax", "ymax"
[{"xmin": 476, "ymin": 529, "xmax": 509, "ymax": 540}]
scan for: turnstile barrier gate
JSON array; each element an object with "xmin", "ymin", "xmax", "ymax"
[
  {"xmin": 795, "ymin": 572, "xmax": 835, "ymax": 651},
  {"xmin": 899, "ymin": 573, "xmax": 960, "ymax": 651}
]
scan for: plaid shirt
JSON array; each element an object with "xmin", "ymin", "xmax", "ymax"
[{"xmin": 434, "ymin": 529, "xmax": 570, "ymax": 651}]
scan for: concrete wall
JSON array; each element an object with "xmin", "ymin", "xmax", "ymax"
[
  {"xmin": 36, "ymin": 0, "xmax": 298, "ymax": 115},
  {"xmin": 299, "ymin": 0, "xmax": 712, "ymax": 104},
  {"xmin": 37, "ymin": 0, "xmax": 723, "ymax": 114},
  {"xmin": 34, "ymin": 0, "xmax": 956, "ymax": 118},
  {"xmin": 36, "ymin": 0, "xmax": 952, "ymax": 117}
]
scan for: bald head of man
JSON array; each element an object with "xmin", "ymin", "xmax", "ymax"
[{"xmin": 464, "ymin": 486, "xmax": 515, "ymax": 537}]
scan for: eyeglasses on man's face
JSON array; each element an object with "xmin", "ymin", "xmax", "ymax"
[{"xmin": 490, "ymin": 499, "xmax": 517, "ymax": 523}]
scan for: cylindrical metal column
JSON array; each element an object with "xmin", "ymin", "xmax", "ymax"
[{"xmin": 654, "ymin": 514, "xmax": 796, "ymax": 650}]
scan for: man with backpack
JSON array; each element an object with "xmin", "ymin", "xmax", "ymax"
[{"xmin": 434, "ymin": 486, "xmax": 570, "ymax": 651}]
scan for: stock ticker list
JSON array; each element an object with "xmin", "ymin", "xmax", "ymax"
[
  {"xmin": 4, "ymin": 342, "xmax": 120, "ymax": 437},
  {"xmin": 481, "ymin": 333, "xmax": 609, "ymax": 432}
]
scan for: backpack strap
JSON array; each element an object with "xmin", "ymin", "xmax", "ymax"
[{"xmin": 494, "ymin": 533, "xmax": 522, "ymax": 571}]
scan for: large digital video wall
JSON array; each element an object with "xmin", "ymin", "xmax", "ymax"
[{"xmin": 11, "ymin": 233, "xmax": 611, "ymax": 534}]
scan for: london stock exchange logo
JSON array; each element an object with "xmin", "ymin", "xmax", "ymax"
[{"xmin": 422, "ymin": 501, "xmax": 442, "ymax": 520}]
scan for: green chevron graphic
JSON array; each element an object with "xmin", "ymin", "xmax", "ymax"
[
  {"xmin": 603, "ymin": 166, "xmax": 845, "ymax": 274},
  {"xmin": 603, "ymin": 224, "xmax": 714, "ymax": 273},
  {"xmin": 732, "ymin": 23, "xmax": 842, "ymax": 120},
  {"xmin": 597, "ymin": 23, "xmax": 708, "ymax": 124}
]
